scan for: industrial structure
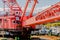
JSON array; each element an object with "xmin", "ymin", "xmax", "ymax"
[{"xmin": 0, "ymin": 0, "xmax": 60, "ymax": 40}]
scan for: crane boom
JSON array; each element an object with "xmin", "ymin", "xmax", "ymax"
[
  {"xmin": 3, "ymin": 0, "xmax": 22, "ymax": 15},
  {"xmin": 21, "ymin": 0, "xmax": 38, "ymax": 21},
  {"xmin": 23, "ymin": 2, "xmax": 60, "ymax": 26},
  {"xmin": 28, "ymin": 0, "xmax": 38, "ymax": 17}
]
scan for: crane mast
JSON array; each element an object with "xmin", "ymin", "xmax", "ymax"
[
  {"xmin": 21, "ymin": 0, "xmax": 38, "ymax": 21},
  {"xmin": 2, "ymin": 0, "xmax": 38, "ymax": 28},
  {"xmin": 28, "ymin": 0, "xmax": 38, "ymax": 17},
  {"xmin": 2, "ymin": 0, "xmax": 22, "ymax": 15}
]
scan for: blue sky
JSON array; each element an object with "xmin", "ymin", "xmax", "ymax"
[
  {"xmin": 0, "ymin": 0, "xmax": 60, "ymax": 8},
  {"xmin": 17, "ymin": 0, "xmax": 60, "ymax": 8},
  {"xmin": 17, "ymin": 0, "xmax": 60, "ymax": 15},
  {"xmin": 0, "ymin": 0, "xmax": 60, "ymax": 15}
]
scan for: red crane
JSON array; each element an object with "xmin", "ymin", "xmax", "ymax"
[
  {"xmin": 1, "ymin": 0, "xmax": 60, "ymax": 32},
  {"xmin": 0, "ymin": 0, "xmax": 60, "ymax": 39}
]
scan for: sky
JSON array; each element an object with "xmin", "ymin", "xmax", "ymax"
[
  {"xmin": 17, "ymin": 0, "xmax": 60, "ymax": 7},
  {"xmin": 0, "ymin": 0, "xmax": 60, "ymax": 15},
  {"xmin": 17, "ymin": 0, "xmax": 60, "ymax": 15}
]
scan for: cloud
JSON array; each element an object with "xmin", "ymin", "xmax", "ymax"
[
  {"xmin": 0, "ymin": 5, "xmax": 50, "ymax": 12},
  {"xmin": 0, "ymin": 8, "xmax": 4, "ymax": 11},
  {"xmin": 34, "ymin": 5, "xmax": 51, "ymax": 13},
  {"xmin": 0, "ymin": 8, "xmax": 9, "ymax": 11},
  {"xmin": 21, "ymin": 5, "xmax": 51, "ymax": 15},
  {"xmin": 0, "ymin": 5, "xmax": 51, "ymax": 16},
  {"xmin": 33, "ymin": 5, "xmax": 51, "ymax": 15}
]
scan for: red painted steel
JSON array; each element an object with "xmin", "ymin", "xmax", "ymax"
[
  {"xmin": 1, "ymin": 0, "xmax": 60, "ymax": 29},
  {"xmin": 23, "ymin": 2, "xmax": 60, "ymax": 26}
]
